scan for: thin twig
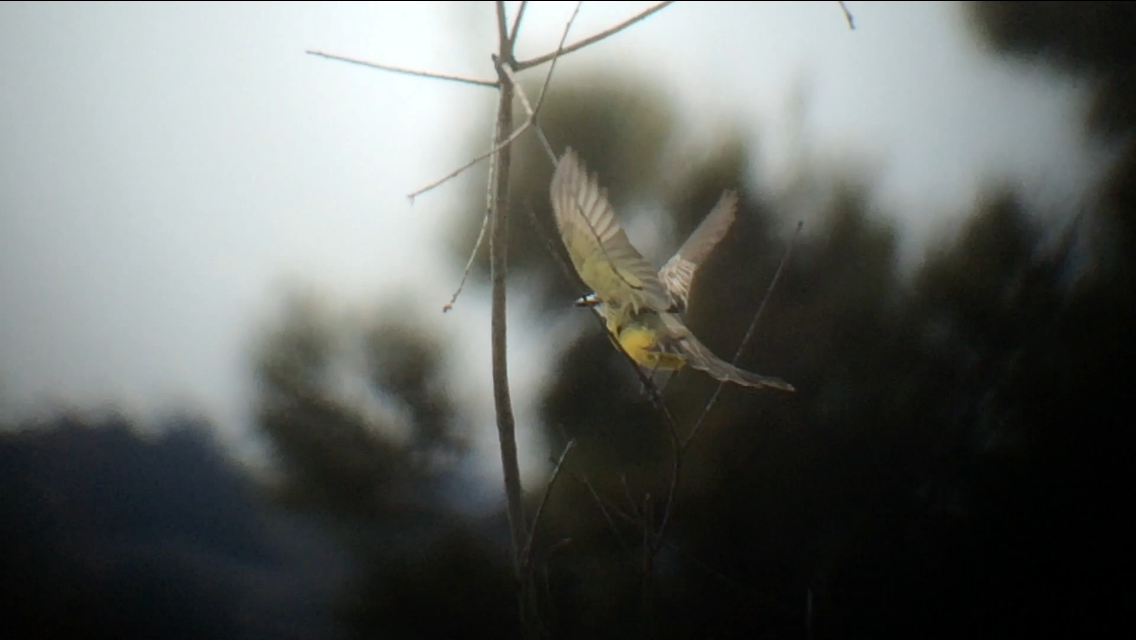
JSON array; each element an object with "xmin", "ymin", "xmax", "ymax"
[
  {"xmin": 640, "ymin": 493, "xmax": 656, "ymax": 640},
  {"xmin": 496, "ymin": 1, "xmax": 511, "ymax": 48},
  {"xmin": 409, "ymin": 123, "xmax": 530, "ymax": 202},
  {"xmin": 837, "ymin": 1, "xmax": 856, "ymax": 30},
  {"xmin": 509, "ymin": 1, "xmax": 529, "ymax": 47},
  {"xmin": 680, "ymin": 220, "xmax": 803, "ymax": 452},
  {"xmin": 443, "ymin": 210, "xmax": 491, "ymax": 312},
  {"xmin": 407, "ymin": 2, "xmax": 581, "ymax": 203},
  {"xmin": 576, "ymin": 466, "xmax": 631, "ymax": 552},
  {"xmin": 561, "ymin": 466, "xmax": 759, "ymax": 591},
  {"xmin": 649, "ymin": 399, "xmax": 682, "ymax": 556},
  {"xmin": 621, "ymin": 473, "xmax": 642, "ymax": 521},
  {"xmin": 498, "ymin": 63, "xmax": 557, "ymax": 165},
  {"xmin": 305, "ymin": 50, "xmax": 498, "ymax": 88},
  {"xmin": 558, "ymin": 464, "xmax": 779, "ymax": 607},
  {"xmin": 521, "ymin": 439, "xmax": 577, "ymax": 568},
  {"xmin": 514, "ymin": 1, "xmax": 677, "ymax": 70}
]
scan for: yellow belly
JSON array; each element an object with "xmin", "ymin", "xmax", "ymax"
[{"xmin": 618, "ymin": 324, "xmax": 687, "ymax": 371}]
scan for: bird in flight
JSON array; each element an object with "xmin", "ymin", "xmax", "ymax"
[{"xmin": 549, "ymin": 147, "xmax": 795, "ymax": 392}]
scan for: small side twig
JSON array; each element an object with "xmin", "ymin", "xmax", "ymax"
[
  {"xmin": 837, "ymin": 1, "xmax": 856, "ymax": 30},
  {"xmin": 521, "ymin": 438, "xmax": 577, "ymax": 568},
  {"xmin": 579, "ymin": 465, "xmax": 631, "ymax": 552},
  {"xmin": 443, "ymin": 210, "xmax": 491, "ymax": 312},
  {"xmin": 509, "ymin": 1, "xmax": 529, "ymax": 47},
  {"xmin": 305, "ymin": 50, "xmax": 498, "ymax": 88},
  {"xmin": 498, "ymin": 63, "xmax": 558, "ymax": 165},
  {"xmin": 680, "ymin": 220, "xmax": 804, "ymax": 451},
  {"xmin": 514, "ymin": 1, "xmax": 677, "ymax": 70}
]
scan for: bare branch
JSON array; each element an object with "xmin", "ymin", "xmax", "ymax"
[
  {"xmin": 649, "ymin": 396, "xmax": 682, "ymax": 556},
  {"xmin": 681, "ymin": 220, "xmax": 804, "ymax": 451},
  {"xmin": 514, "ymin": 1, "xmax": 676, "ymax": 71},
  {"xmin": 509, "ymin": 1, "xmax": 530, "ymax": 47},
  {"xmin": 837, "ymin": 1, "xmax": 856, "ymax": 30},
  {"xmin": 558, "ymin": 464, "xmax": 777, "ymax": 605},
  {"xmin": 577, "ymin": 465, "xmax": 631, "ymax": 552},
  {"xmin": 488, "ymin": 0, "xmax": 526, "ymax": 583},
  {"xmin": 442, "ymin": 209, "xmax": 491, "ymax": 313},
  {"xmin": 408, "ymin": 1, "xmax": 580, "ymax": 202},
  {"xmin": 621, "ymin": 473, "xmax": 642, "ymax": 521},
  {"xmin": 496, "ymin": 1, "xmax": 511, "ymax": 47},
  {"xmin": 305, "ymin": 50, "xmax": 498, "ymax": 88},
  {"xmin": 408, "ymin": 123, "xmax": 531, "ymax": 202},
  {"xmin": 521, "ymin": 439, "xmax": 577, "ymax": 568},
  {"xmin": 499, "ymin": 62, "xmax": 558, "ymax": 165}
]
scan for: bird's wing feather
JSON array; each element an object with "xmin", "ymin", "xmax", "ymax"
[
  {"xmin": 658, "ymin": 190, "xmax": 739, "ymax": 311},
  {"xmin": 551, "ymin": 148, "xmax": 672, "ymax": 312}
]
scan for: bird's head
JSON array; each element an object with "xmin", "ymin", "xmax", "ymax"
[{"xmin": 574, "ymin": 292, "xmax": 601, "ymax": 308}]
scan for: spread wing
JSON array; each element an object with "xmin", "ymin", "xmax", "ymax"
[
  {"xmin": 658, "ymin": 189, "xmax": 739, "ymax": 311},
  {"xmin": 550, "ymin": 148, "xmax": 672, "ymax": 313}
]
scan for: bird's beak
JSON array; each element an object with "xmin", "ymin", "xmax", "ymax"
[{"xmin": 575, "ymin": 293, "xmax": 600, "ymax": 308}]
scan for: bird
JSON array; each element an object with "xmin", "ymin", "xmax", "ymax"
[
  {"xmin": 549, "ymin": 147, "xmax": 795, "ymax": 392},
  {"xmin": 549, "ymin": 147, "xmax": 675, "ymax": 337}
]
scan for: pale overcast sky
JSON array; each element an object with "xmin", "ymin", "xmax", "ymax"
[{"xmin": 0, "ymin": 2, "xmax": 1111, "ymax": 496}]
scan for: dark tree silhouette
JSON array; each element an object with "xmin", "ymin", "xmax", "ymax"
[{"xmin": 0, "ymin": 413, "xmax": 349, "ymax": 640}]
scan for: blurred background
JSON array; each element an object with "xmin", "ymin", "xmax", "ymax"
[{"xmin": 1, "ymin": 1, "xmax": 1131, "ymax": 638}]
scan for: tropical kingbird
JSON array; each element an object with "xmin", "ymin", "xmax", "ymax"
[{"xmin": 550, "ymin": 147, "xmax": 795, "ymax": 392}]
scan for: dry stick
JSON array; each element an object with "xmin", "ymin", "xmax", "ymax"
[
  {"xmin": 547, "ymin": 421, "xmax": 631, "ymax": 553},
  {"xmin": 577, "ymin": 460, "xmax": 632, "ymax": 552},
  {"xmin": 640, "ymin": 493, "xmax": 656, "ymax": 640},
  {"xmin": 680, "ymin": 220, "xmax": 804, "ymax": 452},
  {"xmin": 488, "ymin": 0, "xmax": 525, "ymax": 597},
  {"xmin": 837, "ymin": 1, "xmax": 856, "ymax": 30},
  {"xmin": 409, "ymin": 118, "xmax": 533, "ymax": 203},
  {"xmin": 514, "ymin": 1, "xmax": 677, "ymax": 71},
  {"xmin": 438, "ymin": 2, "xmax": 581, "ymax": 313},
  {"xmin": 509, "ymin": 1, "xmax": 529, "ymax": 47},
  {"xmin": 560, "ymin": 465, "xmax": 773, "ymax": 602},
  {"xmin": 521, "ymin": 438, "xmax": 578, "ymax": 569},
  {"xmin": 443, "ymin": 212, "xmax": 490, "ymax": 312},
  {"xmin": 521, "ymin": 438, "xmax": 575, "ymax": 640},
  {"xmin": 305, "ymin": 50, "xmax": 498, "ymax": 88},
  {"xmin": 621, "ymin": 474, "xmax": 642, "ymax": 522},
  {"xmin": 497, "ymin": 63, "xmax": 557, "ymax": 165}
]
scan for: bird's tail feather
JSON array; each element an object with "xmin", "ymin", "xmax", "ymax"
[{"xmin": 680, "ymin": 334, "xmax": 796, "ymax": 392}]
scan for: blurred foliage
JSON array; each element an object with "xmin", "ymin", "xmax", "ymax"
[
  {"xmin": 0, "ymin": 413, "xmax": 347, "ymax": 640},
  {"xmin": 242, "ymin": 3, "xmax": 1135, "ymax": 639},
  {"xmin": 250, "ymin": 290, "xmax": 519, "ymax": 638}
]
